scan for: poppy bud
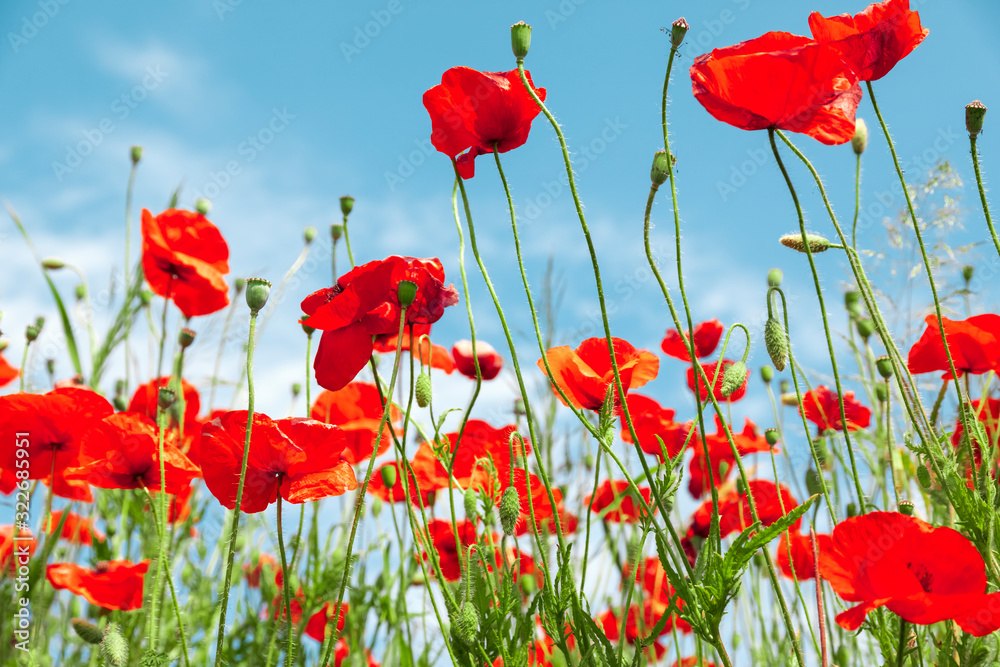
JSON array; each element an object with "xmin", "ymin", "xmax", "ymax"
[
  {"xmin": 916, "ymin": 464, "xmax": 933, "ymax": 489},
  {"xmin": 765, "ymin": 316, "xmax": 787, "ymax": 372},
  {"xmin": 874, "ymin": 383, "xmax": 888, "ymax": 403},
  {"xmin": 851, "ymin": 118, "xmax": 867, "ymax": 155},
  {"xmin": 814, "ymin": 437, "xmax": 830, "ymax": 469},
  {"xmin": 371, "ymin": 496, "xmax": 383, "ymax": 518},
  {"xmin": 875, "ymin": 355, "xmax": 893, "ymax": 379},
  {"xmin": 626, "ymin": 533, "xmax": 642, "ymax": 565},
  {"xmin": 966, "ymin": 100, "xmax": 987, "ymax": 137},
  {"xmin": 178, "ymin": 328, "xmax": 196, "ymax": 349},
  {"xmin": 46, "ymin": 358, "xmax": 55, "ymax": 375},
  {"xmin": 130, "ymin": 145, "xmax": 143, "ymax": 165},
  {"xmin": 303, "ymin": 226, "xmax": 317, "ymax": 244},
  {"xmin": 100, "ymin": 623, "xmax": 129, "ymax": 666},
  {"xmin": 75, "ymin": 284, "xmax": 87, "ymax": 301},
  {"xmin": 339, "ymin": 195, "xmax": 355, "ymax": 218},
  {"xmin": 499, "ymin": 486, "xmax": 520, "ymax": 536},
  {"xmin": 510, "ymin": 21, "xmax": 531, "ymax": 60},
  {"xmin": 113, "ymin": 395, "xmax": 128, "ymax": 411},
  {"xmin": 835, "ymin": 646, "xmax": 850, "ymax": 667},
  {"xmin": 805, "ymin": 469, "xmax": 824, "ymax": 496},
  {"xmin": 760, "ymin": 365, "xmax": 773, "ymax": 383},
  {"xmin": 416, "ymin": 372, "xmax": 432, "ymax": 408},
  {"xmin": 195, "ymin": 198, "xmax": 212, "ymax": 215},
  {"xmin": 898, "ymin": 499, "xmax": 915, "ymax": 516},
  {"xmin": 963, "ymin": 264, "xmax": 974, "ymax": 283},
  {"xmin": 235, "ymin": 277, "xmax": 246, "ymax": 293},
  {"xmin": 670, "ymin": 17, "xmax": 689, "ymax": 49},
  {"xmin": 330, "ymin": 223, "xmax": 344, "ymax": 242},
  {"xmin": 736, "ymin": 477, "xmax": 746, "ymax": 496},
  {"xmin": 380, "ymin": 465, "xmax": 397, "ymax": 489},
  {"xmin": 464, "ymin": 488, "xmax": 479, "ymax": 522},
  {"xmin": 779, "ymin": 233, "xmax": 832, "ymax": 253},
  {"xmin": 846, "ymin": 502, "xmax": 858, "ymax": 518},
  {"xmin": 764, "ymin": 428, "xmax": 779, "ymax": 446},
  {"xmin": 584, "ymin": 453, "xmax": 595, "ymax": 470},
  {"xmin": 71, "ymin": 617, "xmax": 103, "ymax": 644},
  {"xmin": 291, "ymin": 382, "xmax": 301, "ymax": 397},
  {"xmin": 780, "ymin": 392, "xmax": 798, "ymax": 407},
  {"xmin": 397, "ymin": 280, "xmax": 418, "ymax": 308},
  {"xmin": 766, "ymin": 268, "xmax": 782, "ymax": 287},
  {"xmin": 779, "ymin": 380, "xmax": 790, "ymax": 394},
  {"xmin": 720, "ymin": 361, "xmax": 748, "ymax": 398},
  {"xmin": 140, "ymin": 289, "xmax": 154, "ymax": 307},
  {"xmin": 158, "ymin": 387, "xmax": 177, "ymax": 410},
  {"xmin": 855, "ymin": 318, "xmax": 875, "ymax": 340},
  {"xmin": 451, "ymin": 602, "xmax": 479, "ymax": 649},
  {"xmin": 301, "ymin": 320, "xmax": 315, "ymax": 336},
  {"xmin": 25, "ymin": 324, "xmax": 40, "ymax": 342},
  {"xmin": 650, "ymin": 150, "xmax": 672, "ymax": 185},
  {"xmin": 718, "ymin": 461, "xmax": 729, "ymax": 479},
  {"xmin": 245, "ymin": 278, "xmax": 271, "ymax": 314},
  {"xmin": 844, "ymin": 290, "xmax": 860, "ymax": 309},
  {"xmin": 41, "ymin": 257, "xmax": 65, "ymax": 270},
  {"xmin": 0, "ymin": 338, "xmax": 8, "ymax": 353},
  {"xmin": 513, "ymin": 397, "xmax": 526, "ymax": 417}
]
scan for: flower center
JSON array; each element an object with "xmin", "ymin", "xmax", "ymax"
[{"xmin": 906, "ymin": 561, "xmax": 934, "ymax": 593}]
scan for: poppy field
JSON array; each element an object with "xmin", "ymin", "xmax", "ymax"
[{"xmin": 5, "ymin": 0, "xmax": 1000, "ymax": 665}]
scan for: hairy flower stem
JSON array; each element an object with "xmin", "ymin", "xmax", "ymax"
[
  {"xmin": 970, "ymin": 134, "xmax": 1000, "ymax": 260},
  {"xmin": 141, "ymin": 485, "xmax": 191, "ymax": 667},
  {"xmin": 156, "ymin": 276, "xmax": 173, "ymax": 380},
  {"xmin": 897, "ymin": 620, "xmax": 909, "ymax": 667},
  {"xmin": 768, "ymin": 129, "xmax": 867, "ymax": 513},
  {"xmin": 149, "ymin": 408, "xmax": 169, "ymax": 652},
  {"xmin": 851, "ymin": 153, "xmax": 861, "ymax": 251},
  {"xmin": 214, "ymin": 308, "xmax": 258, "ymax": 667},
  {"xmin": 811, "ymin": 530, "xmax": 828, "ymax": 667},
  {"xmin": 342, "ymin": 211, "xmax": 356, "ymax": 269},
  {"xmin": 304, "ymin": 331, "xmax": 313, "ymax": 414},
  {"xmin": 276, "ymin": 496, "xmax": 294, "ymax": 667}
]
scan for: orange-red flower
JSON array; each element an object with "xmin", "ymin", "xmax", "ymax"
[
  {"xmin": 301, "ymin": 256, "xmax": 459, "ymax": 392},
  {"xmin": 820, "ymin": 512, "xmax": 1000, "ymax": 635},
  {"xmin": 539, "ymin": 337, "xmax": 659, "ymax": 411},
  {"xmin": 47, "ymin": 559, "xmax": 150, "ymax": 611},
  {"xmin": 244, "ymin": 553, "xmax": 280, "ymax": 588},
  {"xmin": 305, "ymin": 601, "xmax": 348, "ymax": 642},
  {"xmin": 141, "ymin": 208, "xmax": 230, "ymax": 318},
  {"xmin": 686, "ymin": 359, "xmax": 749, "ymax": 403},
  {"xmin": 907, "ymin": 313, "xmax": 1000, "ymax": 379},
  {"xmin": 596, "ymin": 607, "xmax": 667, "ymax": 661},
  {"xmin": 618, "ymin": 393, "xmax": 695, "ymax": 461},
  {"xmin": 800, "ymin": 385, "xmax": 871, "ymax": 433},
  {"xmin": 690, "ymin": 32, "xmax": 862, "ymax": 145},
  {"xmin": 423, "ymin": 67, "xmax": 546, "ymax": 179},
  {"xmin": 367, "ymin": 460, "xmax": 438, "ymax": 507},
  {"xmin": 587, "ymin": 479, "xmax": 653, "ymax": 524},
  {"xmin": 0, "ymin": 353, "xmax": 19, "ymax": 388},
  {"xmin": 0, "ymin": 526, "xmax": 35, "ymax": 575},
  {"xmin": 200, "ymin": 412, "xmax": 357, "ymax": 513},
  {"xmin": 421, "ymin": 518, "xmax": 478, "ymax": 581},
  {"xmin": 623, "ymin": 556, "xmax": 691, "ymax": 634},
  {"xmin": 776, "ymin": 530, "xmax": 827, "ymax": 581},
  {"xmin": 661, "ymin": 319, "xmax": 724, "ymax": 361},
  {"xmin": 687, "ymin": 416, "xmax": 772, "ymax": 498},
  {"xmin": 374, "ymin": 323, "xmax": 456, "ymax": 374},
  {"xmin": 452, "ymin": 340, "xmax": 504, "ymax": 380},
  {"xmin": 673, "ymin": 659, "xmax": 717, "ymax": 667},
  {"xmin": 128, "ymin": 376, "xmax": 201, "ymax": 431},
  {"xmin": 412, "ymin": 420, "xmax": 530, "ymax": 495},
  {"xmin": 687, "ymin": 480, "xmax": 799, "ymax": 541},
  {"xmin": 808, "ymin": 0, "xmax": 928, "ymax": 82},
  {"xmin": 45, "ymin": 510, "xmax": 105, "ymax": 546},
  {"xmin": 310, "ymin": 382, "xmax": 401, "ymax": 464}
]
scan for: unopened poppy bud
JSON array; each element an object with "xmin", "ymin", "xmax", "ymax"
[
  {"xmin": 301, "ymin": 320, "xmax": 315, "ymax": 336},
  {"xmin": 846, "ymin": 502, "xmax": 858, "ymax": 518},
  {"xmin": 875, "ymin": 355, "xmax": 894, "ymax": 379},
  {"xmin": 835, "ymin": 646, "xmax": 850, "ymax": 667},
  {"xmin": 371, "ymin": 496, "xmax": 382, "ymax": 518},
  {"xmin": 339, "ymin": 195, "xmax": 355, "ymax": 218},
  {"xmin": 464, "ymin": 488, "xmax": 479, "ymax": 522},
  {"xmin": 130, "ymin": 145, "xmax": 143, "ymax": 165},
  {"xmin": 291, "ymin": 382, "xmax": 301, "ymax": 397},
  {"xmin": 113, "ymin": 395, "xmax": 127, "ymax": 411},
  {"xmin": 780, "ymin": 392, "xmax": 798, "ymax": 407},
  {"xmin": 25, "ymin": 324, "xmax": 40, "ymax": 342},
  {"xmin": 780, "ymin": 233, "xmax": 832, "ymax": 253},
  {"xmin": 898, "ymin": 499, "xmax": 915, "ymax": 516},
  {"xmin": 765, "ymin": 316, "xmax": 787, "ymax": 372},
  {"xmin": 844, "ymin": 290, "xmax": 860, "ymax": 309},
  {"xmin": 855, "ymin": 318, "xmax": 875, "ymax": 340},
  {"xmin": 416, "ymin": 372, "xmax": 432, "ymax": 408},
  {"xmin": 195, "ymin": 198, "xmax": 212, "ymax": 215},
  {"xmin": 650, "ymin": 151, "xmax": 672, "ymax": 185},
  {"xmin": 967, "ymin": 100, "xmax": 987, "ymax": 137},
  {"xmin": 71, "ymin": 617, "xmax": 103, "ymax": 644},
  {"xmin": 303, "ymin": 226, "xmax": 317, "ymax": 244},
  {"xmin": 736, "ymin": 477, "xmax": 747, "ymax": 496},
  {"xmin": 41, "ymin": 257, "xmax": 65, "ymax": 270},
  {"xmin": 245, "ymin": 278, "xmax": 271, "ymax": 314},
  {"xmin": 670, "ymin": 17, "xmax": 689, "ymax": 49},
  {"xmin": 510, "ymin": 21, "xmax": 531, "ymax": 60},
  {"xmin": 330, "ymin": 223, "xmax": 344, "ymax": 242},
  {"xmin": 764, "ymin": 428, "xmax": 779, "ymax": 446},
  {"xmin": 158, "ymin": 387, "xmax": 177, "ymax": 410},
  {"xmin": 916, "ymin": 464, "xmax": 933, "ymax": 489},
  {"xmin": 767, "ymin": 268, "xmax": 782, "ymax": 287},
  {"xmin": 452, "ymin": 602, "xmax": 479, "ymax": 648},
  {"xmin": 499, "ymin": 486, "xmax": 520, "ymax": 536},
  {"xmin": 805, "ymin": 469, "xmax": 824, "ymax": 496},
  {"xmin": 46, "ymin": 358, "xmax": 55, "ymax": 375},
  {"xmin": 0, "ymin": 338, "xmax": 9, "ymax": 352},
  {"xmin": 720, "ymin": 361, "xmax": 747, "ymax": 398},
  {"xmin": 380, "ymin": 465, "xmax": 397, "ymax": 489},
  {"xmin": 101, "ymin": 623, "xmax": 129, "ymax": 666},
  {"xmin": 851, "ymin": 118, "xmax": 867, "ymax": 155},
  {"xmin": 760, "ymin": 364, "xmax": 773, "ymax": 383},
  {"xmin": 814, "ymin": 437, "xmax": 830, "ymax": 469},
  {"xmin": 178, "ymin": 328, "xmax": 196, "ymax": 349},
  {"xmin": 718, "ymin": 461, "xmax": 729, "ymax": 479},
  {"xmin": 874, "ymin": 383, "xmax": 888, "ymax": 403},
  {"xmin": 397, "ymin": 280, "xmax": 418, "ymax": 308},
  {"xmin": 140, "ymin": 289, "xmax": 154, "ymax": 306},
  {"xmin": 513, "ymin": 397, "xmax": 526, "ymax": 417},
  {"xmin": 584, "ymin": 453, "xmax": 595, "ymax": 470},
  {"xmin": 234, "ymin": 277, "xmax": 246, "ymax": 293},
  {"xmin": 963, "ymin": 264, "xmax": 974, "ymax": 283},
  {"xmin": 75, "ymin": 283, "xmax": 87, "ymax": 301},
  {"xmin": 779, "ymin": 380, "xmax": 790, "ymax": 394}
]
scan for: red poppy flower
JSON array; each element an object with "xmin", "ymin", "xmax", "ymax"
[
  {"xmin": 200, "ymin": 411, "xmax": 357, "ymax": 513},
  {"xmin": 452, "ymin": 340, "xmax": 504, "ymax": 380},
  {"xmin": 67, "ymin": 412, "xmax": 200, "ymax": 495},
  {"xmin": 42, "ymin": 470, "xmax": 95, "ymax": 503},
  {"xmin": 687, "ymin": 415, "xmax": 772, "ymax": 498},
  {"xmin": 776, "ymin": 530, "xmax": 831, "ymax": 581},
  {"xmin": 0, "ymin": 387, "xmax": 113, "ymax": 493},
  {"xmin": 128, "ymin": 376, "xmax": 201, "ymax": 430},
  {"xmin": 538, "ymin": 337, "xmax": 659, "ymax": 411},
  {"xmin": 267, "ymin": 587, "xmax": 305, "ymax": 623},
  {"xmin": 907, "ymin": 313, "xmax": 1000, "ymax": 379},
  {"xmin": 421, "ymin": 519, "xmax": 478, "ymax": 581},
  {"xmin": 411, "ymin": 421, "xmax": 530, "ymax": 496},
  {"xmin": 686, "ymin": 359, "xmax": 749, "ymax": 403},
  {"xmin": 0, "ymin": 526, "xmax": 35, "ymax": 575},
  {"xmin": 310, "ymin": 382, "xmax": 401, "ymax": 464},
  {"xmin": 141, "ymin": 208, "xmax": 230, "ymax": 318},
  {"xmin": 0, "ymin": 353, "xmax": 19, "ymax": 388},
  {"xmin": 0, "ymin": 468, "xmax": 16, "ymax": 495},
  {"xmin": 596, "ymin": 607, "xmax": 667, "ymax": 661},
  {"xmin": 168, "ymin": 482, "xmax": 196, "ymax": 524},
  {"xmin": 660, "ymin": 319, "xmax": 724, "ymax": 361},
  {"xmin": 301, "ymin": 256, "xmax": 459, "ymax": 392},
  {"xmin": 690, "ymin": 32, "xmax": 862, "ymax": 145},
  {"xmin": 367, "ymin": 460, "xmax": 438, "ymax": 507},
  {"xmin": 587, "ymin": 479, "xmax": 653, "ymax": 524},
  {"xmin": 45, "ymin": 510, "xmax": 105, "ymax": 546},
  {"xmin": 374, "ymin": 324, "xmax": 456, "ymax": 374},
  {"xmin": 808, "ymin": 0, "xmax": 929, "ymax": 82},
  {"xmin": 820, "ymin": 512, "xmax": 1000, "ymax": 635},
  {"xmin": 673, "ymin": 659, "xmax": 717, "ymax": 667},
  {"xmin": 623, "ymin": 557, "xmax": 691, "ymax": 634},
  {"xmin": 618, "ymin": 393, "xmax": 695, "ymax": 461},
  {"xmin": 47, "ymin": 559, "xmax": 150, "ymax": 611},
  {"xmin": 687, "ymin": 480, "xmax": 799, "ymax": 540},
  {"xmin": 502, "ymin": 468, "xmax": 576, "ymax": 536},
  {"xmin": 423, "ymin": 67, "xmax": 547, "ymax": 179},
  {"xmin": 304, "ymin": 601, "xmax": 348, "ymax": 642},
  {"xmin": 244, "ymin": 553, "xmax": 280, "ymax": 588},
  {"xmin": 800, "ymin": 385, "xmax": 871, "ymax": 433},
  {"xmin": 328, "ymin": 639, "xmax": 380, "ymax": 667}
]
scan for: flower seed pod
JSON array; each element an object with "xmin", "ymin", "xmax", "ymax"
[
  {"xmin": 340, "ymin": 195, "xmax": 355, "ymax": 218},
  {"xmin": 779, "ymin": 379, "xmax": 790, "ymax": 394},
  {"xmin": 245, "ymin": 278, "xmax": 271, "ymax": 314},
  {"xmin": 41, "ymin": 257, "xmax": 65, "ymax": 270},
  {"xmin": 303, "ymin": 226, "xmax": 317, "ymax": 244},
  {"xmin": 330, "ymin": 223, "xmax": 344, "ymax": 242},
  {"xmin": 967, "ymin": 100, "xmax": 987, "ymax": 137},
  {"xmin": 510, "ymin": 21, "xmax": 532, "ymax": 60},
  {"xmin": 898, "ymin": 499, "xmax": 915, "ymax": 516},
  {"xmin": 855, "ymin": 318, "xmax": 875, "ymax": 340},
  {"xmin": 178, "ymin": 328, "xmax": 196, "ymax": 349},
  {"xmin": 780, "ymin": 233, "xmax": 832, "ymax": 253},
  {"xmin": 767, "ymin": 268, "xmax": 782, "ymax": 287},
  {"xmin": 416, "ymin": 372, "xmax": 432, "ymax": 408},
  {"xmin": 759, "ymin": 364, "xmax": 774, "ymax": 383},
  {"xmin": 764, "ymin": 316, "xmax": 787, "ymax": 371},
  {"xmin": 464, "ymin": 488, "xmax": 479, "ymax": 522},
  {"xmin": 670, "ymin": 17, "xmax": 689, "ymax": 49},
  {"xmin": 75, "ymin": 283, "xmax": 87, "ymax": 301},
  {"xmin": 195, "ymin": 197, "xmax": 212, "ymax": 215},
  {"xmin": 875, "ymin": 355, "xmax": 893, "ymax": 379},
  {"xmin": 291, "ymin": 382, "xmax": 301, "ymax": 397},
  {"xmin": 720, "ymin": 361, "xmax": 748, "ymax": 398},
  {"xmin": 130, "ymin": 145, "xmax": 143, "ymax": 165},
  {"xmin": 397, "ymin": 280, "xmax": 417, "ymax": 308},
  {"xmin": 650, "ymin": 150, "xmax": 672, "ymax": 185},
  {"xmin": 764, "ymin": 428, "xmax": 779, "ymax": 446},
  {"xmin": 499, "ymin": 486, "xmax": 520, "ymax": 536},
  {"xmin": 157, "ymin": 387, "xmax": 177, "ymax": 410},
  {"xmin": 780, "ymin": 392, "xmax": 798, "ymax": 407},
  {"xmin": 380, "ymin": 465, "xmax": 397, "ymax": 489},
  {"xmin": 851, "ymin": 118, "xmax": 867, "ymax": 155},
  {"xmin": 805, "ymin": 469, "xmax": 824, "ymax": 496},
  {"xmin": 100, "ymin": 623, "xmax": 129, "ymax": 666},
  {"xmin": 25, "ymin": 324, "xmax": 40, "ymax": 342},
  {"xmin": 846, "ymin": 502, "xmax": 858, "ymax": 518},
  {"xmin": 71, "ymin": 618, "xmax": 103, "ymax": 644},
  {"xmin": 963, "ymin": 264, "xmax": 974, "ymax": 283}
]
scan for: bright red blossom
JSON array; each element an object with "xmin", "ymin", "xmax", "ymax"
[
  {"xmin": 45, "ymin": 510, "xmax": 105, "ymax": 546},
  {"xmin": 907, "ymin": 313, "xmax": 1000, "ymax": 379},
  {"xmin": 305, "ymin": 602, "xmax": 348, "ymax": 642},
  {"xmin": 687, "ymin": 480, "xmax": 799, "ymax": 541},
  {"xmin": 539, "ymin": 337, "xmax": 659, "ymax": 411},
  {"xmin": 800, "ymin": 385, "xmax": 872, "ymax": 433},
  {"xmin": 660, "ymin": 319, "xmax": 724, "ymax": 361},
  {"xmin": 310, "ymin": 382, "xmax": 402, "ymax": 464},
  {"xmin": 1, "ymin": 526, "xmax": 35, "ymax": 575},
  {"xmin": 687, "ymin": 416, "xmax": 772, "ymax": 498},
  {"xmin": 46, "ymin": 559, "xmax": 150, "ymax": 611},
  {"xmin": 587, "ymin": 479, "xmax": 653, "ymax": 524},
  {"xmin": 0, "ymin": 353, "xmax": 19, "ymax": 388},
  {"xmin": 374, "ymin": 324, "xmax": 456, "ymax": 374},
  {"xmin": 686, "ymin": 359, "xmax": 749, "ymax": 403},
  {"xmin": 619, "ymin": 393, "xmax": 695, "ymax": 461},
  {"xmin": 422, "ymin": 519, "xmax": 478, "ymax": 582},
  {"xmin": 452, "ymin": 339, "xmax": 504, "ymax": 380}
]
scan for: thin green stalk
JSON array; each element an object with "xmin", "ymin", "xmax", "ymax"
[
  {"xmin": 141, "ymin": 484, "xmax": 190, "ymax": 667},
  {"xmin": 149, "ymin": 408, "xmax": 169, "ymax": 651},
  {"xmin": 276, "ymin": 495, "xmax": 294, "ymax": 667},
  {"xmin": 124, "ymin": 160, "xmax": 137, "ymax": 396},
  {"xmin": 304, "ymin": 332, "xmax": 313, "ymax": 415},
  {"xmin": 851, "ymin": 153, "xmax": 861, "ymax": 251},
  {"xmin": 970, "ymin": 134, "xmax": 1000, "ymax": 260},
  {"xmin": 156, "ymin": 276, "xmax": 173, "ymax": 381},
  {"xmin": 342, "ymin": 213, "xmax": 355, "ymax": 269},
  {"xmin": 19, "ymin": 340, "xmax": 30, "ymax": 392},
  {"xmin": 897, "ymin": 620, "xmax": 909, "ymax": 667}
]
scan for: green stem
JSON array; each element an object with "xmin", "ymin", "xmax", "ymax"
[
  {"xmin": 897, "ymin": 620, "xmax": 909, "ymax": 667},
  {"xmin": 304, "ymin": 332, "xmax": 313, "ymax": 416},
  {"xmin": 124, "ymin": 161, "xmax": 137, "ymax": 396},
  {"xmin": 141, "ymin": 485, "xmax": 191, "ymax": 667},
  {"xmin": 851, "ymin": 153, "xmax": 861, "ymax": 251},
  {"xmin": 156, "ymin": 276, "xmax": 173, "ymax": 381},
  {"xmin": 342, "ymin": 214, "xmax": 355, "ymax": 269},
  {"xmin": 970, "ymin": 134, "xmax": 1000, "ymax": 260},
  {"xmin": 149, "ymin": 408, "xmax": 169, "ymax": 652},
  {"xmin": 276, "ymin": 495, "xmax": 294, "ymax": 667},
  {"xmin": 19, "ymin": 340, "xmax": 30, "ymax": 392}
]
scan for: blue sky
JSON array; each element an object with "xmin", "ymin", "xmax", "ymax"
[{"xmin": 3, "ymin": 0, "xmax": 1000, "ymax": 474}]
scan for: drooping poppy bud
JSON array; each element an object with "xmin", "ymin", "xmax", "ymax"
[
  {"xmin": 416, "ymin": 372, "xmax": 432, "ymax": 408},
  {"xmin": 75, "ymin": 284, "xmax": 87, "ymax": 301},
  {"xmin": 650, "ymin": 151, "xmax": 672, "ymax": 185},
  {"xmin": 967, "ymin": 100, "xmax": 987, "ymax": 137},
  {"xmin": 511, "ymin": 21, "xmax": 532, "ymax": 60},
  {"xmin": 499, "ymin": 486, "xmax": 520, "ymax": 536},
  {"xmin": 100, "ymin": 623, "xmax": 129, "ymax": 666},
  {"xmin": 916, "ymin": 464, "xmax": 932, "ymax": 489},
  {"xmin": 71, "ymin": 618, "xmax": 103, "ymax": 644},
  {"xmin": 874, "ymin": 383, "xmax": 888, "ymax": 403},
  {"xmin": 805, "ymin": 469, "xmax": 824, "ymax": 496},
  {"xmin": 720, "ymin": 361, "xmax": 748, "ymax": 398},
  {"xmin": 41, "ymin": 257, "xmax": 65, "ymax": 270},
  {"xmin": 780, "ymin": 233, "xmax": 832, "ymax": 253},
  {"xmin": 464, "ymin": 488, "xmax": 478, "ymax": 523},
  {"xmin": 451, "ymin": 602, "xmax": 479, "ymax": 649},
  {"xmin": 855, "ymin": 318, "xmax": 875, "ymax": 340},
  {"xmin": 765, "ymin": 316, "xmax": 787, "ymax": 371}
]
